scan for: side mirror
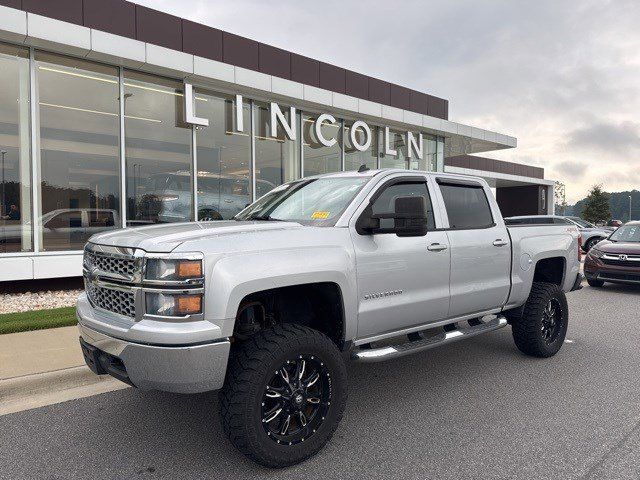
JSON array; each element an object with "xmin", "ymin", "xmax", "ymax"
[
  {"xmin": 356, "ymin": 195, "xmax": 428, "ymax": 237},
  {"xmin": 392, "ymin": 196, "xmax": 428, "ymax": 237}
]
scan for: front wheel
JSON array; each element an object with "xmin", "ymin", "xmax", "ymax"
[
  {"xmin": 583, "ymin": 237, "xmax": 602, "ymax": 252},
  {"xmin": 219, "ymin": 324, "xmax": 347, "ymax": 468},
  {"xmin": 511, "ymin": 282, "xmax": 569, "ymax": 358}
]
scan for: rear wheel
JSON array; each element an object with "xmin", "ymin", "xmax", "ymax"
[
  {"xmin": 219, "ymin": 324, "xmax": 347, "ymax": 468},
  {"xmin": 587, "ymin": 278, "xmax": 605, "ymax": 288},
  {"xmin": 511, "ymin": 282, "xmax": 568, "ymax": 358}
]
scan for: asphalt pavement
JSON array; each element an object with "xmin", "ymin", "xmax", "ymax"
[{"xmin": 2, "ymin": 283, "xmax": 640, "ymax": 479}]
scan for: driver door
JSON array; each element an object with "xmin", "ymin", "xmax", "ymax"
[{"xmin": 350, "ymin": 176, "xmax": 451, "ymax": 340}]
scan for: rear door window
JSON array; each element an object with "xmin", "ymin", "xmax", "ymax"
[{"xmin": 438, "ymin": 183, "xmax": 494, "ymax": 229}]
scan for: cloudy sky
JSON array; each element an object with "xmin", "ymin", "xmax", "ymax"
[{"xmin": 134, "ymin": 0, "xmax": 640, "ymax": 203}]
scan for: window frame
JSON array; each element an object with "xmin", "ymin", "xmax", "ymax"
[{"xmin": 356, "ymin": 175, "xmax": 436, "ymax": 236}]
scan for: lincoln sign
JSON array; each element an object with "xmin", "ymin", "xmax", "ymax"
[{"xmin": 183, "ymin": 82, "xmax": 426, "ymax": 160}]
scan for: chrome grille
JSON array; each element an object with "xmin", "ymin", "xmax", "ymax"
[
  {"xmin": 86, "ymin": 282, "xmax": 136, "ymax": 318},
  {"xmin": 84, "ymin": 248, "xmax": 137, "ymax": 279}
]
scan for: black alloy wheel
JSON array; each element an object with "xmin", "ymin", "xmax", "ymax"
[
  {"xmin": 540, "ymin": 298, "xmax": 563, "ymax": 344},
  {"xmin": 261, "ymin": 355, "xmax": 331, "ymax": 445},
  {"xmin": 219, "ymin": 324, "xmax": 347, "ymax": 468}
]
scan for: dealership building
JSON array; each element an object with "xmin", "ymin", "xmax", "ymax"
[{"xmin": 0, "ymin": 0, "xmax": 554, "ymax": 281}]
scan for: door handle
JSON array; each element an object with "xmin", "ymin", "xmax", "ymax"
[
  {"xmin": 493, "ymin": 239, "xmax": 509, "ymax": 247},
  {"xmin": 428, "ymin": 243, "xmax": 448, "ymax": 252}
]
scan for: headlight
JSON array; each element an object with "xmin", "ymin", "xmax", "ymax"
[
  {"xmin": 145, "ymin": 292, "xmax": 203, "ymax": 316},
  {"xmin": 590, "ymin": 248, "xmax": 604, "ymax": 258},
  {"xmin": 145, "ymin": 258, "xmax": 203, "ymax": 281}
]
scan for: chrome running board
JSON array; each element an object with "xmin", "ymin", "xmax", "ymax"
[{"xmin": 352, "ymin": 316, "xmax": 508, "ymax": 363}]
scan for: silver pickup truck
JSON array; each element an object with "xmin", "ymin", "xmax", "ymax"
[{"xmin": 77, "ymin": 169, "xmax": 582, "ymax": 467}]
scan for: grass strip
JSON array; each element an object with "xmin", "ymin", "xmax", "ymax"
[{"xmin": 0, "ymin": 306, "xmax": 77, "ymax": 335}]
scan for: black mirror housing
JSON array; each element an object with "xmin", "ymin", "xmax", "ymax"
[{"xmin": 356, "ymin": 195, "xmax": 428, "ymax": 237}]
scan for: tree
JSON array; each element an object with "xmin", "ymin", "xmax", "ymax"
[
  {"xmin": 582, "ymin": 184, "xmax": 610, "ymax": 224},
  {"xmin": 554, "ymin": 181, "xmax": 567, "ymax": 215}
]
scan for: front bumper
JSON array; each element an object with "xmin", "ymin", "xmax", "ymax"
[
  {"xmin": 584, "ymin": 258, "xmax": 640, "ymax": 285},
  {"xmin": 77, "ymin": 322, "xmax": 230, "ymax": 394}
]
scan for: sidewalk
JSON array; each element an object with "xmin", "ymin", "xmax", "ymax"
[{"xmin": 0, "ymin": 326, "xmax": 128, "ymax": 415}]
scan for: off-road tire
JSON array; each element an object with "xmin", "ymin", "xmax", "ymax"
[
  {"xmin": 511, "ymin": 282, "xmax": 568, "ymax": 358},
  {"xmin": 219, "ymin": 324, "xmax": 347, "ymax": 468},
  {"xmin": 587, "ymin": 278, "xmax": 605, "ymax": 288}
]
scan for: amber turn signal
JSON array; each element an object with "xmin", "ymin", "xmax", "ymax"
[
  {"xmin": 177, "ymin": 260, "xmax": 202, "ymax": 278},
  {"xmin": 175, "ymin": 294, "xmax": 202, "ymax": 315}
]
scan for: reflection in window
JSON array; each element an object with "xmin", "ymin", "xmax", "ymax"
[
  {"xmin": 124, "ymin": 71, "xmax": 192, "ymax": 226},
  {"xmin": 379, "ymin": 128, "xmax": 408, "ymax": 169},
  {"xmin": 303, "ymin": 114, "xmax": 341, "ymax": 177},
  {"xmin": 194, "ymin": 91, "xmax": 252, "ymax": 220},
  {"xmin": 254, "ymin": 103, "xmax": 299, "ymax": 197},
  {"xmin": 436, "ymin": 137, "xmax": 444, "ymax": 171},
  {"xmin": 35, "ymin": 52, "xmax": 120, "ymax": 251},
  {"xmin": 0, "ymin": 43, "xmax": 31, "ymax": 253},
  {"xmin": 408, "ymin": 134, "xmax": 438, "ymax": 171},
  {"xmin": 344, "ymin": 122, "xmax": 378, "ymax": 171}
]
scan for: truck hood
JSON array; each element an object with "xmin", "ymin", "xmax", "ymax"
[
  {"xmin": 595, "ymin": 240, "xmax": 640, "ymax": 255},
  {"xmin": 88, "ymin": 221, "xmax": 304, "ymax": 252}
]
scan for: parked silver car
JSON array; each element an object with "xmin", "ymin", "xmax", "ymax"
[
  {"xmin": 564, "ymin": 216, "xmax": 613, "ymax": 252},
  {"xmin": 135, "ymin": 171, "xmax": 276, "ymax": 222}
]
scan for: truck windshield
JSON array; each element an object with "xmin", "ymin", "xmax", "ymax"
[
  {"xmin": 609, "ymin": 225, "xmax": 640, "ymax": 242},
  {"xmin": 235, "ymin": 177, "xmax": 369, "ymax": 226}
]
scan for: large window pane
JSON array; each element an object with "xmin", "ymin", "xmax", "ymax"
[
  {"xmin": 124, "ymin": 71, "xmax": 192, "ymax": 226},
  {"xmin": 0, "ymin": 44, "xmax": 31, "ymax": 253},
  {"xmin": 344, "ymin": 122, "xmax": 378, "ymax": 171},
  {"xmin": 379, "ymin": 128, "xmax": 408, "ymax": 169},
  {"xmin": 194, "ymin": 91, "xmax": 251, "ymax": 220},
  {"xmin": 254, "ymin": 103, "xmax": 299, "ymax": 197},
  {"xmin": 303, "ymin": 113, "xmax": 341, "ymax": 176},
  {"xmin": 35, "ymin": 52, "xmax": 120, "ymax": 251},
  {"xmin": 436, "ymin": 137, "xmax": 444, "ymax": 171},
  {"xmin": 409, "ymin": 134, "xmax": 437, "ymax": 171}
]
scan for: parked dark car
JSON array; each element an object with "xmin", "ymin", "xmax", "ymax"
[{"xmin": 584, "ymin": 221, "xmax": 640, "ymax": 287}]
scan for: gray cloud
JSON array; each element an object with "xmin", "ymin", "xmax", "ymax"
[
  {"xmin": 553, "ymin": 161, "xmax": 587, "ymax": 181},
  {"xmin": 567, "ymin": 121, "xmax": 640, "ymax": 155}
]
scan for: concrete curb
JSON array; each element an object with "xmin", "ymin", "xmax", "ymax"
[{"xmin": 0, "ymin": 365, "xmax": 129, "ymax": 416}]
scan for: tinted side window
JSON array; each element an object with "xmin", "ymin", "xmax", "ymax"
[
  {"xmin": 371, "ymin": 182, "xmax": 435, "ymax": 230},
  {"xmin": 438, "ymin": 184, "xmax": 494, "ymax": 229}
]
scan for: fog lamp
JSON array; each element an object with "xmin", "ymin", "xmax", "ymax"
[
  {"xmin": 146, "ymin": 258, "xmax": 203, "ymax": 281},
  {"xmin": 145, "ymin": 292, "xmax": 202, "ymax": 317}
]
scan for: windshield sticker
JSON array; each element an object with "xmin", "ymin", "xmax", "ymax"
[{"xmin": 311, "ymin": 211, "xmax": 330, "ymax": 219}]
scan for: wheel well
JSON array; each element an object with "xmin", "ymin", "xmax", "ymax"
[
  {"xmin": 533, "ymin": 257, "xmax": 565, "ymax": 286},
  {"xmin": 233, "ymin": 282, "xmax": 346, "ymax": 349}
]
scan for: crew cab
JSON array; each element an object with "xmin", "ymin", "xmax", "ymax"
[{"xmin": 77, "ymin": 169, "xmax": 582, "ymax": 467}]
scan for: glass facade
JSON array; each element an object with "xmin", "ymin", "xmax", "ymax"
[
  {"xmin": 0, "ymin": 44, "xmax": 446, "ymax": 255},
  {"xmin": 194, "ymin": 90, "xmax": 252, "ymax": 220},
  {"xmin": 344, "ymin": 122, "xmax": 379, "ymax": 172},
  {"xmin": 124, "ymin": 71, "xmax": 192, "ymax": 226},
  {"xmin": 35, "ymin": 52, "xmax": 120, "ymax": 251},
  {"xmin": 379, "ymin": 128, "xmax": 409, "ymax": 169},
  {"xmin": 302, "ymin": 114, "xmax": 341, "ymax": 177},
  {"xmin": 254, "ymin": 102, "xmax": 299, "ymax": 198},
  {"xmin": 0, "ymin": 43, "xmax": 31, "ymax": 253}
]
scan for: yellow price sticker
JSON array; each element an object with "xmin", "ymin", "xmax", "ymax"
[{"xmin": 311, "ymin": 211, "xmax": 330, "ymax": 219}]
